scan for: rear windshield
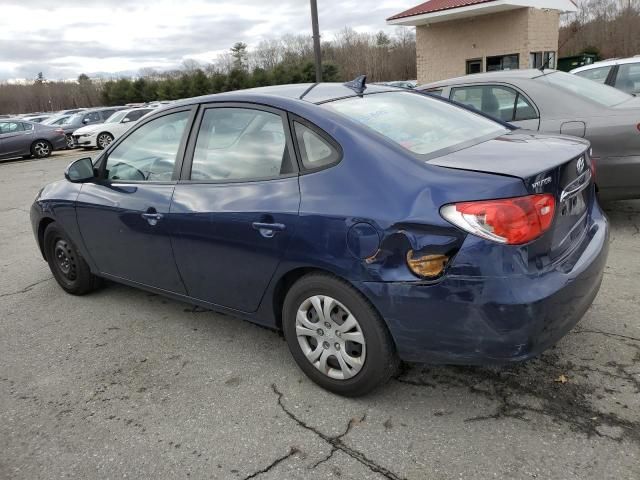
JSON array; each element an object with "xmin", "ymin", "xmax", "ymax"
[
  {"xmin": 323, "ymin": 91, "xmax": 507, "ymax": 157},
  {"xmin": 540, "ymin": 71, "xmax": 631, "ymax": 107}
]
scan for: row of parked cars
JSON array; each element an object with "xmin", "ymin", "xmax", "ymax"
[{"xmin": 0, "ymin": 102, "xmax": 172, "ymax": 161}]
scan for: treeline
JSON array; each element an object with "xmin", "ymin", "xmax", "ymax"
[
  {"xmin": 560, "ymin": 0, "xmax": 640, "ymax": 58},
  {"xmin": 0, "ymin": 74, "xmax": 102, "ymax": 115},
  {"xmin": 0, "ymin": 28, "xmax": 416, "ymax": 114}
]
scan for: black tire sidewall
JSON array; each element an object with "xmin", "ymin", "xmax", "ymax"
[
  {"xmin": 282, "ymin": 274, "xmax": 397, "ymax": 396},
  {"xmin": 44, "ymin": 223, "xmax": 97, "ymax": 295}
]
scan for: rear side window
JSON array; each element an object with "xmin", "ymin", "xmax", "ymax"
[
  {"xmin": 0, "ymin": 122, "xmax": 23, "ymax": 133},
  {"xmin": 451, "ymin": 85, "xmax": 537, "ymax": 122},
  {"xmin": 21, "ymin": 122, "xmax": 33, "ymax": 131},
  {"xmin": 574, "ymin": 66, "xmax": 612, "ymax": 84},
  {"xmin": 190, "ymin": 107, "xmax": 294, "ymax": 182},
  {"xmin": 614, "ymin": 63, "xmax": 640, "ymax": 94},
  {"xmin": 294, "ymin": 122, "xmax": 340, "ymax": 170}
]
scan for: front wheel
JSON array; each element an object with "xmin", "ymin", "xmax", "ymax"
[
  {"xmin": 65, "ymin": 134, "xmax": 74, "ymax": 149},
  {"xmin": 282, "ymin": 273, "xmax": 398, "ymax": 397},
  {"xmin": 44, "ymin": 223, "xmax": 101, "ymax": 295},
  {"xmin": 96, "ymin": 132, "xmax": 114, "ymax": 150}
]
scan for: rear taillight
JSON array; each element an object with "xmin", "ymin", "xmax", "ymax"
[{"xmin": 441, "ymin": 194, "xmax": 556, "ymax": 245}]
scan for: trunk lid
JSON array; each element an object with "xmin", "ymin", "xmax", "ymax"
[{"xmin": 430, "ymin": 131, "xmax": 594, "ymax": 261}]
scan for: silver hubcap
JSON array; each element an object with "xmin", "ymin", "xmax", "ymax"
[
  {"xmin": 98, "ymin": 134, "xmax": 112, "ymax": 148},
  {"xmin": 34, "ymin": 142, "xmax": 50, "ymax": 157},
  {"xmin": 66, "ymin": 135, "xmax": 74, "ymax": 148},
  {"xmin": 296, "ymin": 295, "xmax": 366, "ymax": 380}
]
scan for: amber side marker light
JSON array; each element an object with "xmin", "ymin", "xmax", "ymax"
[{"xmin": 406, "ymin": 251, "xmax": 449, "ymax": 279}]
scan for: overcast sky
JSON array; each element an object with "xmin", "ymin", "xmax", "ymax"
[{"xmin": 0, "ymin": 0, "xmax": 418, "ymax": 81}]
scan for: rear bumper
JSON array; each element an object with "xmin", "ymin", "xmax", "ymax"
[
  {"xmin": 52, "ymin": 135, "xmax": 67, "ymax": 151},
  {"xmin": 356, "ymin": 204, "xmax": 609, "ymax": 364}
]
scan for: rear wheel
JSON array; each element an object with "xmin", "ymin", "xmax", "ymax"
[
  {"xmin": 44, "ymin": 223, "xmax": 101, "ymax": 295},
  {"xmin": 96, "ymin": 132, "xmax": 114, "ymax": 150},
  {"xmin": 282, "ymin": 273, "xmax": 398, "ymax": 397},
  {"xmin": 31, "ymin": 140, "xmax": 52, "ymax": 159}
]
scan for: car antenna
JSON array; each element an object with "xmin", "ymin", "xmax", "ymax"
[
  {"xmin": 344, "ymin": 75, "xmax": 367, "ymax": 95},
  {"xmin": 539, "ymin": 53, "xmax": 553, "ymax": 73}
]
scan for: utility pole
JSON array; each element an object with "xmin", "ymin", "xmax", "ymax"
[{"xmin": 310, "ymin": 0, "xmax": 322, "ymax": 83}]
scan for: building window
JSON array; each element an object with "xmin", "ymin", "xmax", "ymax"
[
  {"xmin": 530, "ymin": 51, "xmax": 556, "ymax": 69},
  {"xmin": 486, "ymin": 54, "xmax": 519, "ymax": 71},
  {"xmin": 466, "ymin": 58, "xmax": 483, "ymax": 75}
]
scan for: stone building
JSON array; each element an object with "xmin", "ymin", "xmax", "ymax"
[{"xmin": 387, "ymin": 0, "xmax": 577, "ymax": 83}]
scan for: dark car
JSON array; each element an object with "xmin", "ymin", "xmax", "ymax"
[
  {"xmin": 0, "ymin": 119, "xmax": 66, "ymax": 160},
  {"xmin": 418, "ymin": 69, "xmax": 640, "ymax": 200},
  {"xmin": 61, "ymin": 107, "xmax": 125, "ymax": 149},
  {"xmin": 31, "ymin": 82, "xmax": 608, "ymax": 396}
]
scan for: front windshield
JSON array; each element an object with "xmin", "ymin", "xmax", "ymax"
[
  {"xmin": 541, "ymin": 71, "xmax": 632, "ymax": 106},
  {"xmin": 323, "ymin": 91, "xmax": 508, "ymax": 157},
  {"xmin": 106, "ymin": 111, "xmax": 127, "ymax": 123}
]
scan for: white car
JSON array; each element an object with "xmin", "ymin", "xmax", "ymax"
[
  {"xmin": 571, "ymin": 56, "xmax": 640, "ymax": 95},
  {"xmin": 72, "ymin": 107, "xmax": 156, "ymax": 149}
]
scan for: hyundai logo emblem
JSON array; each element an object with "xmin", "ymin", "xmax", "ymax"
[{"xmin": 576, "ymin": 156, "xmax": 585, "ymax": 174}]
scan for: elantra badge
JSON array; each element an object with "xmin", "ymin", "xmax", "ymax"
[{"xmin": 576, "ymin": 156, "xmax": 585, "ymax": 174}]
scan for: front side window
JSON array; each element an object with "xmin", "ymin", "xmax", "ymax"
[
  {"xmin": 574, "ymin": 66, "xmax": 613, "ymax": 84},
  {"xmin": 85, "ymin": 112, "xmax": 102, "ymax": 123},
  {"xmin": 190, "ymin": 108, "xmax": 292, "ymax": 181},
  {"xmin": 542, "ymin": 71, "xmax": 631, "ymax": 107},
  {"xmin": 323, "ymin": 91, "xmax": 507, "ymax": 158},
  {"xmin": 105, "ymin": 110, "xmax": 190, "ymax": 182},
  {"xmin": 124, "ymin": 109, "xmax": 152, "ymax": 122},
  {"xmin": 614, "ymin": 63, "xmax": 640, "ymax": 94}
]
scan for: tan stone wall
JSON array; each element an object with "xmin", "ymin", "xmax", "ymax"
[{"xmin": 416, "ymin": 7, "xmax": 560, "ymax": 84}]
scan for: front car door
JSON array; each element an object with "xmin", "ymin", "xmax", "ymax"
[
  {"xmin": 75, "ymin": 107, "xmax": 195, "ymax": 293},
  {"xmin": 450, "ymin": 84, "xmax": 540, "ymax": 130},
  {"xmin": 170, "ymin": 104, "xmax": 300, "ymax": 312}
]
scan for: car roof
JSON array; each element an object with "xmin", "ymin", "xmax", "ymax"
[
  {"xmin": 418, "ymin": 69, "xmax": 552, "ymax": 89},
  {"xmin": 571, "ymin": 56, "xmax": 640, "ymax": 73},
  {"xmin": 172, "ymin": 82, "xmax": 399, "ymax": 107}
]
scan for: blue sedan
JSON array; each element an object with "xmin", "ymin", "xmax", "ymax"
[{"xmin": 31, "ymin": 80, "xmax": 609, "ymax": 396}]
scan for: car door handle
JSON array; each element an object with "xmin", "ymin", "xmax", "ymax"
[
  {"xmin": 252, "ymin": 222, "xmax": 286, "ymax": 238},
  {"xmin": 142, "ymin": 212, "xmax": 164, "ymax": 226}
]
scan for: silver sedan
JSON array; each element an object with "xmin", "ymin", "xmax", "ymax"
[{"xmin": 418, "ymin": 69, "xmax": 640, "ymax": 200}]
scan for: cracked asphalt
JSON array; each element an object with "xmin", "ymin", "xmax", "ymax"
[{"xmin": 1, "ymin": 150, "xmax": 639, "ymax": 480}]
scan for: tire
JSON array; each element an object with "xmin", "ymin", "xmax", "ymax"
[
  {"xmin": 43, "ymin": 223, "xmax": 101, "ymax": 295},
  {"xmin": 30, "ymin": 140, "xmax": 52, "ymax": 159},
  {"xmin": 96, "ymin": 132, "xmax": 114, "ymax": 150},
  {"xmin": 282, "ymin": 273, "xmax": 399, "ymax": 397},
  {"xmin": 65, "ymin": 134, "xmax": 75, "ymax": 149}
]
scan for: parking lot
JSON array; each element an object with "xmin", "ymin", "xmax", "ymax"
[{"xmin": 1, "ymin": 149, "xmax": 639, "ymax": 479}]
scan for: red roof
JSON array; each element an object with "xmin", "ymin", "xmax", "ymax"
[{"xmin": 387, "ymin": 0, "xmax": 498, "ymax": 21}]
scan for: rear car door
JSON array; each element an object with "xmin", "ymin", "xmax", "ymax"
[
  {"xmin": 0, "ymin": 121, "xmax": 31, "ymax": 158},
  {"xmin": 450, "ymin": 84, "xmax": 540, "ymax": 130},
  {"xmin": 75, "ymin": 107, "xmax": 195, "ymax": 293},
  {"xmin": 170, "ymin": 104, "xmax": 300, "ymax": 312}
]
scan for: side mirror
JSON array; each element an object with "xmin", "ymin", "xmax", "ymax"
[
  {"xmin": 65, "ymin": 157, "xmax": 96, "ymax": 183},
  {"xmin": 122, "ymin": 117, "xmax": 131, "ymax": 123}
]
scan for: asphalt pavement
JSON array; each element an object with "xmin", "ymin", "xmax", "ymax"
[{"xmin": 1, "ymin": 149, "xmax": 639, "ymax": 479}]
